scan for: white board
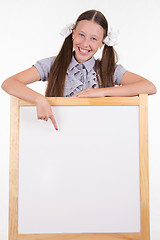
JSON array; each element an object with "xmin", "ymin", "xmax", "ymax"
[{"xmin": 18, "ymin": 105, "xmax": 140, "ymax": 233}]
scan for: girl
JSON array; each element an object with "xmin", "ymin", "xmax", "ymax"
[{"xmin": 1, "ymin": 9, "xmax": 157, "ymax": 130}]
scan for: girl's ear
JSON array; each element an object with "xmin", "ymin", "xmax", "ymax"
[
  {"xmin": 99, "ymin": 41, "xmax": 104, "ymax": 49},
  {"xmin": 72, "ymin": 29, "xmax": 75, "ymax": 40}
]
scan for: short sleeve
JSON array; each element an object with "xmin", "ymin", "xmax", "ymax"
[
  {"xmin": 33, "ymin": 56, "xmax": 56, "ymax": 81},
  {"xmin": 114, "ymin": 64, "xmax": 127, "ymax": 85}
]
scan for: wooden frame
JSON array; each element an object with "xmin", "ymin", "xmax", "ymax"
[{"xmin": 9, "ymin": 94, "xmax": 150, "ymax": 240}]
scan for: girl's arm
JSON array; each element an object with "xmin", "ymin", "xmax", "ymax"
[
  {"xmin": 71, "ymin": 71, "xmax": 157, "ymax": 97},
  {"xmin": 103, "ymin": 71, "xmax": 157, "ymax": 97},
  {"xmin": 1, "ymin": 67, "xmax": 58, "ymax": 130}
]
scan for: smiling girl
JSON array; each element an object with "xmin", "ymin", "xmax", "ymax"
[{"xmin": 1, "ymin": 9, "xmax": 157, "ymax": 130}]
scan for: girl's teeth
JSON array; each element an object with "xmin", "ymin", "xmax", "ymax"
[{"xmin": 79, "ymin": 48, "xmax": 89, "ymax": 53}]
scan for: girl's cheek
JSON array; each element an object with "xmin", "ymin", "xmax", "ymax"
[{"xmin": 74, "ymin": 39, "xmax": 81, "ymax": 45}]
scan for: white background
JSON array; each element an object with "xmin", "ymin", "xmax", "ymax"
[{"xmin": 0, "ymin": 0, "xmax": 159, "ymax": 239}]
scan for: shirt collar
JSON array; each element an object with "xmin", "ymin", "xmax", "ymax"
[{"xmin": 68, "ymin": 53, "xmax": 95, "ymax": 73}]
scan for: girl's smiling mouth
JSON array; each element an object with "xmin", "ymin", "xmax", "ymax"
[{"xmin": 78, "ymin": 47, "xmax": 91, "ymax": 54}]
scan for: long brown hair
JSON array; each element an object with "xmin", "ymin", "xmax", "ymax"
[{"xmin": 45, "ymin": 9, "xmax": 118, "ymax": 97}]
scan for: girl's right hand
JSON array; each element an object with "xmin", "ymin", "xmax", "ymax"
[
  {"xmin": 2, "ymin": 66, "xmax": 58, "ymax": 130},
  {"xmin": 36, "ymin": 97, "xmax": 58, "ymax": 131},
  {"xmin": 1, "ymin": 66, "xmax": 58, "ymax": 130}
]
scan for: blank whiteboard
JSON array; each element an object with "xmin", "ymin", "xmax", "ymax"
[
  {"xmin": 18, "ymin": 105, "xmax": 140, "ymax": 233},
  {"xmin": 9, "ymin": 95, "xmax": 150, "ymax": 240}
]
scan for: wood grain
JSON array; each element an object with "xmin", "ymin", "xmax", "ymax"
[
  {"xmin": 9, "ymin": 96, "xmax": 20, "ymax": 240},
  {"xmin": 19, "ymin": 96, "xmax": 139, "ymax": 106},
  {"xmin": 139, "ymin": 94, "xmax": 150, "ymax": 240},
  {"xmin": 18, "ymin": 232, "xmax": 141, "ymax": 240}
]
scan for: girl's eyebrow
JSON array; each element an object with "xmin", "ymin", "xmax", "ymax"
[
  {"xmin": 78, "ymin": 30, "xmax": 85, "ymax": 34},
  {"xmin": 91, "ymin": 34, "xmax": 98, "ymax": 37},
  {"xmin": 78, "ymin": 30, "xmax": 98, "ymax": 37}
]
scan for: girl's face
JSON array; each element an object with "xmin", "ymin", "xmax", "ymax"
[{"xmin": 72, "ymin": 20, "xmax": 104, "ymax": 63}]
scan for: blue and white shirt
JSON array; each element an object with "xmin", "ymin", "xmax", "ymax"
[{"xmin": 33, "ymin": 54, "xmax": 126, "ymax": 97}]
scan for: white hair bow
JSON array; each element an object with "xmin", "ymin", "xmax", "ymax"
[
  {"xmin": 60, "ymin": 23, "xmax": 75, "ymax": 37},
  {"xmin": 103, "ymin": 28, "xmax": 119, "ymax": 47}
]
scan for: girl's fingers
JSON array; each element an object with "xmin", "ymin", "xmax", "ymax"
[
  {"xmin": 38, "ymin": 114, "xmax": 58, "ymax": 130},
  {"xmin": 76, "ymin": 92, "xmax": 88, "ymax": 97},
  {"xmin": 50, "ymin": 115, "xmax": 58, "ymax": 131},
  {"xmin": 72, "ymin": 91, "xmax": 86, "ymax": 97},
  {"xmin": 36, "ymin": 100, "xmax": 58, "ymax": 131},
  {"xmin": 38, "ymin": 116, "xmax": 48, "ymax": 121}
]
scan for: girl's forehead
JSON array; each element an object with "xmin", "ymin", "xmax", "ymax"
[{"xmin": 76, "ymin": 20, "xmax": 104, "ymax": 35}]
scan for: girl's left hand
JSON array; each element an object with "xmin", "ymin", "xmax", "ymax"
[{"xmin": 71, "ymin": 88, "xmax": 105, "ymax": 98}]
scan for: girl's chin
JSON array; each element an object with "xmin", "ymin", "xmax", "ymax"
[
  {"xmin": 75, "ymin": 50, "xmax": 93, "ymax": 63},
  {"xmin": 75, "ymin": 55, "xmax": 91, "ymax": 63}
]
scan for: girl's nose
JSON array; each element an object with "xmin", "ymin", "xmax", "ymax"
[{"xmin": 82, "ymin": 38, "xmax": 90, "ymax": 48}]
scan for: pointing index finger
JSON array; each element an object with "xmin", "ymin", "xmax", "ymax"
[{"xmin": 50, "ymin": 114, "xmax": 58, "ymax": 131}]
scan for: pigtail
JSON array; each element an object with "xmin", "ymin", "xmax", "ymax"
[
  {"xmin": 45, "ymin": 34, "xmax": 73, "ymax": 97},
  {"xmin": 100, "ymin": 45, "xmax": 118, "ymax": 87}
]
